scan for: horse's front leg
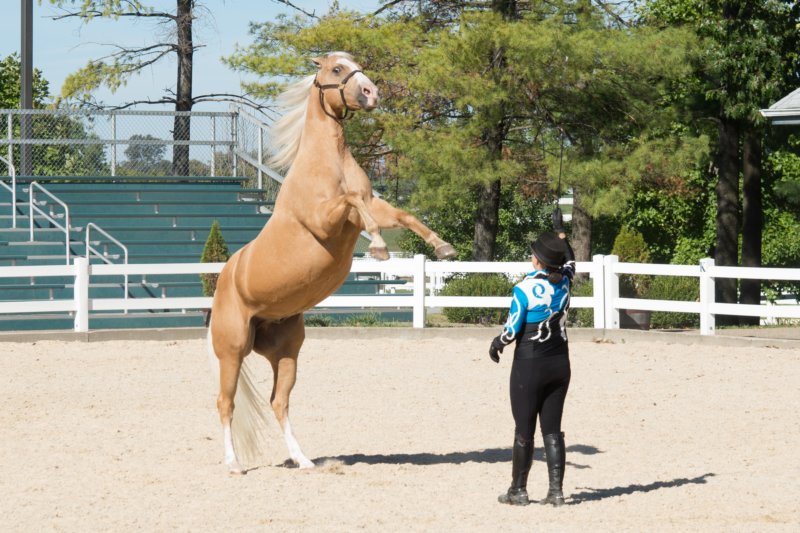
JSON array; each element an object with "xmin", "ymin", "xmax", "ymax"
[
  {"xmin": 369, "ymin": 197, "xmax": 457, "ymax": 259},
  {"xmin": 309, "ymin": 192, "xmax": 389, "ymax": 260}
]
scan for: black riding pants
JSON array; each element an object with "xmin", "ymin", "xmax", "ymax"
[{"xmin": 509, "ymin": 353, "xmax": 571, "ymax": 441}]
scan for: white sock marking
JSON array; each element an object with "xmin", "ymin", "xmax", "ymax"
[{"xmin": 283, "ymin": 417, "xmax": 314, "ymax": 469}]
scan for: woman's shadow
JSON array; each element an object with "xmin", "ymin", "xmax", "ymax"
[
  {"xmin": 316, "ymin": 444, "xmax": 715, "ymax": 503},
  {"xmin": 568, "ymin": 473, "xmax": 716, "ymax": 504}
]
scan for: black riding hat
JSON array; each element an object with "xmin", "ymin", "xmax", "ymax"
[{"xmin": 531, "ymin": 231, "xmax": 567, "ymax": 269}]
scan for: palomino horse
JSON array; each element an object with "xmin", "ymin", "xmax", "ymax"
[{"xmin": 208, "ymin": 52, "xmax": 456, "ymax": 474}]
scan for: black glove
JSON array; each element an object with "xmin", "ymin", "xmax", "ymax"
[
  {"xmin": 489, "ymin": 336, "xmax": 506, "ymax": 363},
  {"xmin": 552, "ymin": 207, "xmax": 565, "ymax": 233}
]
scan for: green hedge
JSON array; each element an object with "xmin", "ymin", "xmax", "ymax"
[
  {"xmin": 440, "ymin": 273, "xmax": 517, "ymax": 325},
  {"xmin": 647, "ymin": 275, "xmax": 700, "ymax": 329},
  {"xmin": 567, "ymin": 279, "xmax": 594, "ymax": 328}
]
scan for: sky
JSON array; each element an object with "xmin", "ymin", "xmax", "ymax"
[{"xmin": 0, "ymin": 0, "xmax": 381, "ymax": 111}]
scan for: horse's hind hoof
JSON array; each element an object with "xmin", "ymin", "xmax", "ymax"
[
  {"xmin": 227, "ymin": 463, "xmax": 247, "ymax": 475},
  {"xmin": 369, "ymin": 246, "xmax": 390, "ymax": 261},
  {"xmin": 434, "ymin": 243, "xmax": 457, "ymax": 260}
]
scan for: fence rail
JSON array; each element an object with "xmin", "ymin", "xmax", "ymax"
[{"xmin": 1, "ymin": 255, "xmax": 798, "ymax": 334}]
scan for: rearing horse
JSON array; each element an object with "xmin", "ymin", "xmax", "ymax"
[{"xmin": 208, "ymin": 52, "xmax": 456, "ymax": 474}]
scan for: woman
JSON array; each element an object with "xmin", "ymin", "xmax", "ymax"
[{"xmin": 490, "ymin": 219, "xmax": 575, "ymax": 507}]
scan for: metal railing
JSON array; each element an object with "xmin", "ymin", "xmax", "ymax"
[
  {"xmin": 28, "ymin": 182, "xmax": 72, "ymax": 265},
  {"xmin": 0, "ymin": 154, "xmax": 16, "ymax": 228},
  {"xmin": 231, "ymin": 104, "xmax": 284, "ymax": 199},
  {"xmin": 2, "ymin": 108, "xmax": 237, "ymax": 178},
  {"xmin": 86, "ymin": 222, "xmax": 129, "ymax": 307}
]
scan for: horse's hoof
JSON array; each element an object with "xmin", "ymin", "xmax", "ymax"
[
  {"xmin": 369, "ymin": 246, "xmax": 390, "ymax": 261},
  {"xmin": 227, "ymin": 463, "xmax": 247, "ymax": 475},
  {"xmin": 297, "ymin": 458, "xmax": 315, "ymax": 469},
  {"xmin": 434, "ymin": 243, "xmax": 457, "ymax": 260}
]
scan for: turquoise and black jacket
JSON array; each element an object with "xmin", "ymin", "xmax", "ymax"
[{"xmin": 497, "ymin": 260, "xmax": 575, "ymax": 358}]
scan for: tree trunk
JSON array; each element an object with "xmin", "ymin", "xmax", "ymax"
[
  {"xmin": 714, "ymin": 116, "xmax": 740, "ymax": 325},
  {"xmin": 570, "ymin": 189, "xmax": 592, "ymax": 264},
  {"xmin": 472, "ymin": 179, "xmax": 501, "ymax": 261},
  {"xmin": 471, "ymin": 0, "xmax": 516, "ymax": 261},
  {"xmin": 740, "ymin": 127, "xmax": 762, "ymax": 324},
  {"xmin": 172, "ymin": 0, "xmax": 194, "ymax": 176}
]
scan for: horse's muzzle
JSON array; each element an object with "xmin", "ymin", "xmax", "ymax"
[{"xmin": 357, "ymin": 84, "xmax": 379, "ymax": 111}]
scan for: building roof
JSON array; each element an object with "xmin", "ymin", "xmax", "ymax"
[{"xmin": 761, "ymin": 88, "xmax": 800, "ymax": 125}]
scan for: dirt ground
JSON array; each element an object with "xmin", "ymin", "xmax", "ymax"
[{"xmin": 1, "ymin": 331, "xmax": 798, "ymax": 532}]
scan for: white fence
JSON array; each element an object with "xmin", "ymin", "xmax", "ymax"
[{"xmin": 1, "ymin": 255, "xmax": 799, "ymax": 335}]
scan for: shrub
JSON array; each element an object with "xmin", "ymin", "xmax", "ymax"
[
  {"xmin": 439, "ymin": 273, "xmax": 517, "ymax": 325},
  {"xmin": 304, "ymin": 314, "xmax": 333, "ymax": 327},
  {"xmin": 341, "ymin": 312, "xmax": 383, "ymax": 326},
  {"xmin": 612, "ymin": 226, "xmax": 652, "ymax": 298},
  {"xmin": 200, "ymin": 220, "xmax": 230, "ymax": 297},
  {"xmin": 567, "ymin": 278, "xmax": 595, "ymax": 328},
  {"xmin": 647, "ymin": 276, "xmax": 700, "ymax": 329}
]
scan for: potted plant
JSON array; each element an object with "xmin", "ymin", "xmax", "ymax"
[{"xmin": 611, "ymin": 226, "xmax": 653, "ymax": 330}]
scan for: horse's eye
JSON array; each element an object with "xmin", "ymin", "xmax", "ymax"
[{"xmin": 332, "ymin": 67, "xmax": 341, "ymax": 75}]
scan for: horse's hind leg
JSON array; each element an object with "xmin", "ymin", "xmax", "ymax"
[{"xmin": 253, "ymin": 314, "xmax": 314, "ymax": 469}]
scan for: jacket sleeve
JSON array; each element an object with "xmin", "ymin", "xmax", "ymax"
[
  {"xmin": 561, "ymin": 239, "xmax": 576, "ymax": 281},
  {"xmin": 499, "ymin": 285, "xmax": 527, "ymax": 345}
]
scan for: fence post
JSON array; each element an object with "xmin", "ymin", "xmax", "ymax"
[
  {"xmin": 603, "ymin": 255, "xmax": 620, "ymax": 329},
  {"xmin": 210, "ymin": 115, "xmax": 216, "ymax": 177},
  {"xmin": 412, "ymin": 254, "xmax": 426, "ymax": 328},
  {"xmin": 110, "ymin": 113, "xmax": 116, "ymax": 177},
  {"xmin": 74, "ymin": 257, "xmax": 89, "ymax": 332},
  {"xmin": 231, "ymin": 113, "xmax": 238, "ymax": 177},
  {"xmin": 6, "ymin": 113, "xmax": 12, "ymax": 167},
  {"xmin": 257, "ymin": 126, "xmax": 263, "ymax": 189},
  {"xmin": 699, "ymin": 257, "xmax": 715, "ymax": 335},
  {"xmin": 591, "ymin": 254, "xmax": 605, "ymax": 329}
]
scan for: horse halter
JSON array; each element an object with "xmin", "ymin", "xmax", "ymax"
[{"xmin": 313, "ymin": 68, "xmax": 363, "ymax": 121}]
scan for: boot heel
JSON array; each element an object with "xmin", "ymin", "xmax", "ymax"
[{"xmin": 498, "ymin": 488, "xmax": 530, "ymax": 506}]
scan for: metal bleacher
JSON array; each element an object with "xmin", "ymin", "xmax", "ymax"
[
  {"xmin": 0, "ymin": 175, "xmax": 271, "ymax": 330},
  {"xmin": 0, "ymin": 107, "xmax": 401, "ymax": 331}
]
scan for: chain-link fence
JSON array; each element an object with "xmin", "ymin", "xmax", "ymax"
[{"xmin": 0, "ymin": 108, "xmax": 242, "ymax": 178}]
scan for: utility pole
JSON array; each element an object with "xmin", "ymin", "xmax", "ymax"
[{"xmin": 20, "ymin": 0, "xmax": 33, "ymax": 176}]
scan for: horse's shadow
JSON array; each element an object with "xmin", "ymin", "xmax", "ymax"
[
  {"xmin": 568, "ymin": 472, "xmax": 716, "ymax": 504},
  {"xmin": 314, "ymin": 443, "xmax": 601, "ymax": 468}
]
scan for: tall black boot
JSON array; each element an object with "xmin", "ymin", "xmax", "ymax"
[
  {"xmin": 540, "ymin": 432, "xmax": 566, "ymax": 506},
  {"xmin": 498, "ymin": 434, "xmax": 533, "ymax": 506}
]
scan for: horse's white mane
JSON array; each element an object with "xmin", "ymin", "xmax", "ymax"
[
  {"xmin": 268, "ymin": 74, "xmax": 315, "ymax": 170},
  {"xmin": 268, "ymin": 53, "xmax": 356, "ymax": 170}
]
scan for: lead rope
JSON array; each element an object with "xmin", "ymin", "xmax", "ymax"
[{"xmin": 556, "ymin": 128, "xmax": 564, "ymax": 209}]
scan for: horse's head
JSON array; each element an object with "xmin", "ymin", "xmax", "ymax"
[{"xmin": 312, "ymin": 52, "xmax": 379, "ymax": 118}]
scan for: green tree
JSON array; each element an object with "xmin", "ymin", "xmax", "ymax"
[
  {"xmin": 226, "ymin": 1, "xmax": 701, "ymax": 262},
  {"xmin": 124, "ymin": 134, "xmax": 167, "ymax": 170},
  {"xmin": 0, "ymin": 53, "xmax": 107, "ymax": 176},
  {"xmin": 643, "ymin": 0, "xmax": 800, "ymax": 322},
  {"xmin": 47, "ymin": 1, "xmax": 264, "ymax": 175},
  {"xmin": 0, "ymin": 53, "xmax": 50, "ymax": 108},
  {"xmin": 200, "ymin": 220, "xmax": 230, "ymax": 297}
]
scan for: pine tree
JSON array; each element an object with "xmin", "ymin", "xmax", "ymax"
[{"xmin": 200, "ymin": 220, "xmax": 230, "ymax": 297}]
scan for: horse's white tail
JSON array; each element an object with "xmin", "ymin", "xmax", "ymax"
[{"xmin": 206, "ymin": 325, "xmax": 271, "ymax": 466}]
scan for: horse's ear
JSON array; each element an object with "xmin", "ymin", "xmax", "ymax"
[{"xmin": 311, "ymin": 57, "xmax": 323, "ymax": 68}]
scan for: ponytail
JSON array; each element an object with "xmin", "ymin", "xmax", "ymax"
[{"xmin": 547, "ymin": 269, "xmax": 563, "ymax": 284}]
